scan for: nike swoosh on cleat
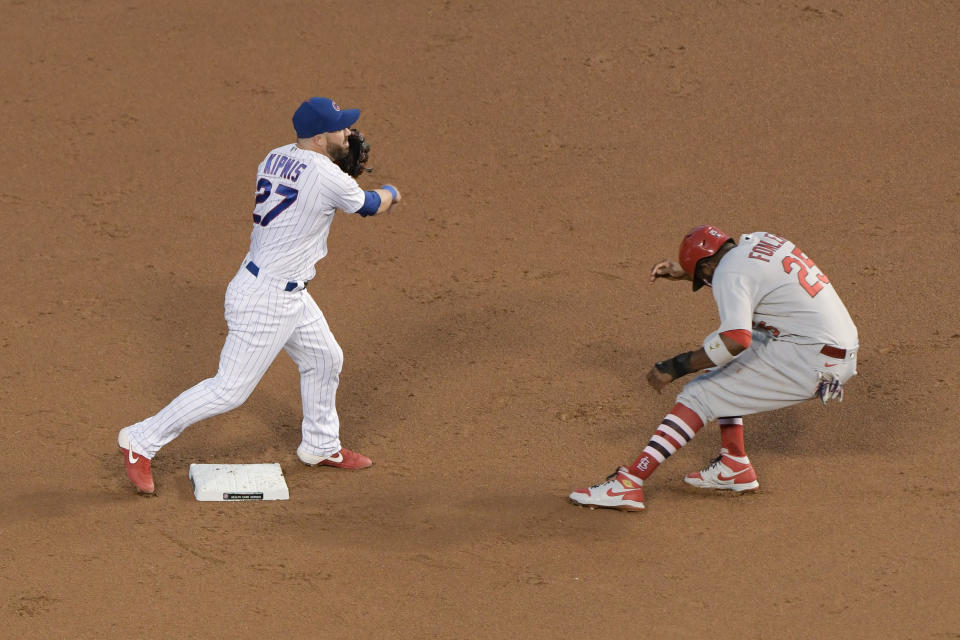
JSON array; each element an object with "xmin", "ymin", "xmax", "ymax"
[
  {"xmin": 824, "ymin": 362, "xmax": 838, "ymax": 367},
  {"xmin": 606, "ymin": 488, "xmax": 640, "ymax": 498},
  {"xmin": 326, "ymin": 452, "xmax": 344, "ymax": 463},
  {"xmin": 128, "ymin": 449, "xmax": 140, "ymax": 464},
  {"xmin": 716, "ymin": 468, "xmax": 750, "ymax": 482}
]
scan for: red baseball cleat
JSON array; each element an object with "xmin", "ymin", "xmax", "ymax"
[
  {"xmin": 569, "ymin": 466, "xmax": 645, "ymax": 512},
  {"xmin": 117, "ymin": 427, "xmax": 155, "ymax": 494},
  {"xmin": 297, "ymin": 445, "xmax": 373, "ymax": 470},
  {"xmin": 684, "ymin": 448, "xmax": 759, "ymax": 492}
]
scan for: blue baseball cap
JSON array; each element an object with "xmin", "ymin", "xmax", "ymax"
[{"xmin": 292, "ymin": 97, "xmax": 361, "ymax": 138}]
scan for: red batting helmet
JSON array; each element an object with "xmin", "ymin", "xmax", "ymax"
[{"xmin": 678, "ymin": 225, "xmax": 733, "ymax": 291}]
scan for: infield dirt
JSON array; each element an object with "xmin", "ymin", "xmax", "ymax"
[{"xmin": 2, "ymin": 2, "xmax": 958, "ymax": 639}]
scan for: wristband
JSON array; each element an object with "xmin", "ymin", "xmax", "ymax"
[
  {"xmin": 381, "ymin": 184, "xmax": 398, "ymax": 200},
  {"xmin": 655, "ymin": 352, "xmax": 693, "ymax": 380},
  {"xmin": 702, "ymin": 330, "xmax": 735, "ymax": 366}
]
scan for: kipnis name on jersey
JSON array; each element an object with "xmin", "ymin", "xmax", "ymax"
[{"xmin": 262, "ymin": 154, "xmax": 308, "ymax": 182}]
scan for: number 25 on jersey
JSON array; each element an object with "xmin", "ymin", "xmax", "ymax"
[
  {"xmin": 782, "ymin": 247, "xmax": 830, "ymax": 297},
  {"xmin": 253, "ymin": 178, "xmax": 299, "ymax": 227}
]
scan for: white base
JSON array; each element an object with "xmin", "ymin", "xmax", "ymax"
[{"xmin": 188, "ymin": 463, "xmax": 290, "ymax": 501}]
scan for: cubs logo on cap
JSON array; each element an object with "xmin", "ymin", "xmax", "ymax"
[{"xmin": 292, "ymin": 97, "xmax": 360, "ymax": 138}]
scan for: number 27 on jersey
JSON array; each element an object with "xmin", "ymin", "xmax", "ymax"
[{"xmin": 252, "ymin": 178, "xmax": 299, "ymax": 227}]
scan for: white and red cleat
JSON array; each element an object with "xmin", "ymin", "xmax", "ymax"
[
  {"xmin": 117, "ymin": 427, "xmax": 155, "ymax": 494},
  {"xmin": 684, "ymin": 448, "xmax": 759, "ymax": 492},
  {"xmin": 297, "ymin": 444, "xmax": 373, "ymax": 470},
  {"xmin": 569, "ymin": 466, "xmax": 645, "ymax": 512}
]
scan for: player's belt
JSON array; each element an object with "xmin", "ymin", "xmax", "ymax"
[
  {"xmin": 245, "ymin": 261, "xmax": 308, "ymax": 292},
  {"xmin": 819, "ymin": 345, "xmax": 847, "ymax": 359}
]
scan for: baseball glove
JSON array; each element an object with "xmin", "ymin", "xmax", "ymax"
[{"xmin": 335, "ymin": 129, "xmax": 371, "ymax": 177}]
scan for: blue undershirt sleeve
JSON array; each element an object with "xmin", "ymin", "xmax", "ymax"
[{"xmin": 356, "ymin": 190, "xmax": 381, "ymax": 217}]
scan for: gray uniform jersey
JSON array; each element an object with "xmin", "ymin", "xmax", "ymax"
[
  {"xmin": 677, "ymin": 231, "xmax": 859, "ymax": 423},
  {"xmin": 712, "ymin": 232, "xmax": 858, "ymax": 349}
]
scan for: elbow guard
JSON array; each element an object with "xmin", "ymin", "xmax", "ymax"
[{"xmin": 702, "ymin": 330, "xmax": 736, "ymax": 366}]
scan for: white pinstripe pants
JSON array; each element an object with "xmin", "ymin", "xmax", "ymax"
[{"xmin": 125, "ymin": 265, "xmax": 344, "ymax": 459}]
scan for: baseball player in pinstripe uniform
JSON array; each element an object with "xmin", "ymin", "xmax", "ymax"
[
  {"xmin": 118, "ymin": 97, "xmax": 400, "ymax": 494},
  {"xmin": 570, "ymin": 225, "xmax": 858, "ymax": 511}
]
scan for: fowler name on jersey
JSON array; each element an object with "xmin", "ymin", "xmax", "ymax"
[{"xmin": 747, "ymin": 232, "xmax": 788, "ymax": 262}]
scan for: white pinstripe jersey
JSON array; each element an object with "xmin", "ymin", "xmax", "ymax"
[
  {"xmin": 248, "ymin": 144, "xmax": 365, "ymax": 281},
  {"xmin": 713, "ymin": 232, "xmax": 858, "ymax": 348}
]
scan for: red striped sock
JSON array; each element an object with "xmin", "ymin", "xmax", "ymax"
[
  {"xmin": 628, "ymin": 403, "xmax": 704, "ymax": 480},
  {"xmin": 719, "ymin": 417, "xmax": 746, "ymax": 457}
]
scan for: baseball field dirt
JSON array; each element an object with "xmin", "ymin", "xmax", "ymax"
[{"xmin": 2, "ymin": 1, "xmax": 958, "ymax": 638}]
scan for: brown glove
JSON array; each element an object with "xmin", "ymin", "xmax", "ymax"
[{"xmin": 335, "ymin": 129, "xmax": 371, "ymax": 177}]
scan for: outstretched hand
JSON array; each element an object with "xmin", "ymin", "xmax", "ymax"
[
  {"xmin": 649, "ymin": 259, "xmax": 688, "ymax": 282},
  {"xmin": 646, "ymin": 364, "xmax": 673, "ymax": 393}
]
